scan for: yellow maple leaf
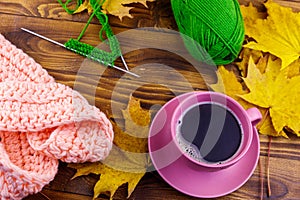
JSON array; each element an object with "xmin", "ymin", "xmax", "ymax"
[
  {"xmin": 241, "ymin": 0, "xmax": 300, "ymax": 69},
  {"xmin": 258, "ymin": 113, "xmax": 286, "ymax": 137},
  {"xmin": 240, "ymin": 2, "xmax": 267, "ymax": 27},
  {"xmin": 93, "ymin": 165, "xmax": 145, "ymax": 199},
  {"xmin": 210, "ymin": 65, "xmax": 279, "ymax": 137},
  {"xmin": 210, "ymin": 66, "xmax": 251, "ymax": 109},
  {"xmin": 236, "ymin": 48, "xmax": 264, "ymax": 77},
  {"xmin": 102, "ymin": 0, "xmax": 155, "ymax": 20},
  {"xmin": 73, "ymin": 0, "xmax": 155, "ymax": 20},
  {"xmin": 69, "ymin": 95, "xmax": 151, "ymax": 199},
  {"xmin": 241, "ymin": 56, "xmax": 300, "ymax": 137},
  {"xmin": 121, "ymin": 95, "xmax": 152, "ymax": 138},
  {"xmin": 287, "ymin": 59, "xmax": 300, "ymax": 78},
  {"xmin": 73, "ymin": 0, "xmax": 93, "ymax": 14}
]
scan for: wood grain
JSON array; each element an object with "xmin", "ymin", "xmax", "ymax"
[{"xmin": 0, "ymin": 0, "xmax": 299, "ymax": 199}]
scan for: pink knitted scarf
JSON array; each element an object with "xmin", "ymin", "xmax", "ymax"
[{"xmin": 0, "ymin": 34, "xmax": 114, "ymax": 199}]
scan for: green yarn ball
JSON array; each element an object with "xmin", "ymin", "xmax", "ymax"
[{"xmin": 171, "ymin": 0, "xmax": 245, "ymax": 65}]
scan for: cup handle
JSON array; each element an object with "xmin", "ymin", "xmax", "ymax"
[{"xmin": 246, "ymin": 107, "xmax": 262, "ymax": 126}]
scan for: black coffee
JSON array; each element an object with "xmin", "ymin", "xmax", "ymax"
[{"xmin": 177, "ymin": 103, "xmax": 242, "ymax": 163}]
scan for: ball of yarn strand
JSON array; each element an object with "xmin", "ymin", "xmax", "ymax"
[{"xmin": 171, "ymin": 0, "xmax": 245, "ymax": 65}]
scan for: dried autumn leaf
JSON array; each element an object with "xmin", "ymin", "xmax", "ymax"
[
  {"xmin": 258, "ymin": 113, "xmax": 284, "ymax": 137},
  {"xmin": 210, "ymin": 65, "xmax": 276, "ymax": 137},
  {"xmin": 236, "ymin": 48, "xmax": 264, "ymax": 77},
  {"xmin": 73, "ymin": 0, "xmax": 155, "ymax": 20},
  {"xmin": 93, "ymin": 164, "xmax": 145, "ymax": 199},
  {"xmin": 287, "ymin": 59, "xmax": 300, "ymax": 78},
  {"xmin": 121, "ymin": 95, "xmax": 151, "ymax": 138},
  {"xmin": 241, "ymin": 1, "xmax": 300, "ymax": 69},
  {"xmin": 73, "ymin": 0, "xmax": 93, "ymax": 14},
  {"xmin": 69, "ymin": 95, "xmax": 151, "ymax": 199},
  {"xmin": 241, "ymin": 56, "xmax": 300, "ymax": 137},
  {"xmin": 240, "ymin": 2, "xmax": 267, "ymax": 26},
  {"xmin": 210, "ymin": 66, "xmax": 251, "ymax": 109},
  {"xmin": 102, "ymin": 0, "xmax": 155, "ymax": 20}
]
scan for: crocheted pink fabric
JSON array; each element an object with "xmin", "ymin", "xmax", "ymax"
[
  {"xmin": 0, "ymin": 132, "xmax": 58, "ymax": 200},
  {"xmin": 0, "ymin": 34, "xmax": 114, "ymax": 199}
]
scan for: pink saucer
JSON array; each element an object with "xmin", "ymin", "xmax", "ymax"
[{"xmin": 148, "ymin": 92, "xmax": 260, "ymax": 198}]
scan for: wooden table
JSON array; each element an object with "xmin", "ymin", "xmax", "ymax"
[{"xmin": 0, "ymin": 0, "xmax": 299, "ymax": 199}]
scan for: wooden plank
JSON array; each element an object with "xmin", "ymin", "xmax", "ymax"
[
  {"xmin": 1, "ymin": 0, "xmax": 300, "ymax": 31},
  {"xmin": 24, "ymin": 189, "xmax": 93, "ymax": 200},
  {"xmin": 0, "ymin": 0, "xmax": 174, "ymax": 29},
  {"xmin": 0, "ymin": 0, "xmax": 299, "ymax": 200}
]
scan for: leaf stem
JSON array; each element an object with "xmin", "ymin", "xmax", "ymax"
[
  {"xmin": 39, "ymin": 192, "xmax": 51, "ymax": 200},
  {"xmin": 267, "ymin": 136, "xmax": 272, "ymax": 197},
  {"xmin": 259, "ymin": 157, "xmax": 264, "ymax": 200},
  {"xmin": 256, "ymin": 108, "xmax": 269, "ymax": 130}
]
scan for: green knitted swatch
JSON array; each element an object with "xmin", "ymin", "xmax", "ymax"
[
  {"xmin": 57, "ymin": 0, "xmax": 121, "ymax": 66},
  {"xmin": 171, "ymin": 0, "xmax": 245, "ymax": 65}
]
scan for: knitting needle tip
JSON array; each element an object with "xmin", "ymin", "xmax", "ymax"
[
  {"xmin": 21, "ymin": 28, "xmax": 65, "ymax": 48},
  {"xmin": 120, "ymin": 55, "xmax": 129, "ymax": 71},
  {"xmin": 112, "ymin": 65, "xmax": 140, "ymax": 77}
]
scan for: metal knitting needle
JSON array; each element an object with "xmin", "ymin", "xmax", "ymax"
[
  {"xmin": 21, "ymin": 28, "xmax": 139, "ymax": 78},
  {"xmin": 120, "ymin": 55, "xmax": 129, "ymax": 71}
]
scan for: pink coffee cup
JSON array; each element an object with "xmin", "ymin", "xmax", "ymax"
[{"xmin": 170, "ymin": 92, "xmax": 261, "ymax": 169}]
